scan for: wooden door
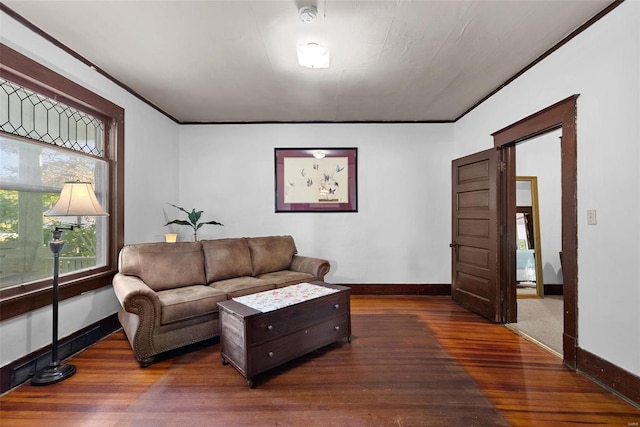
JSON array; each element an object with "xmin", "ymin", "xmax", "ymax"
[{"xmin": 451, "ymin": 148, "xmax": 502, "ymax": 322}]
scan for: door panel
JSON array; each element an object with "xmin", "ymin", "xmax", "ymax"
[{"xmin": 451, "ymin": 148, "xmax": 501, "ymax": 322}]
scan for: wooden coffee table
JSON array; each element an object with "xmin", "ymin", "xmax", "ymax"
[{"xmin": 217, "ymin": 281, "xmax": 351, "ymax": 387}]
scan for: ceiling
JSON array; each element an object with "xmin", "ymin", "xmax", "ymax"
[{"xmin": 2, "ymin": 0, "xmax": 612, "ymax": 123}]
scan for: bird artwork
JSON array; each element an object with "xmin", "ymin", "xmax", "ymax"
[
  {"xmin": 282, "ymin": 155, "xmax": 347, "ymax": 204},
  {"xmin": 285, "ymin": 181, "xmax": 294, "ymax": 196}
]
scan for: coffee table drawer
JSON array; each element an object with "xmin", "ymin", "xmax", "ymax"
[
  {"xmin": 249, "ymin": 292, "xmax": 348, "ymax": 344},
  {"xmin": 249, "ymin": 314, "xmax": 350, "ymax": 375}
]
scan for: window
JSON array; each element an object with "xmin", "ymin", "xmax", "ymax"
[
  {"xmin": 1, "ymin": 81, "xmax": 109, "ymax": 289},
  {"xmin": 0, "ymin": 134, "xmax": 109, "ymax": 288},
  {"xmin": 0, "ymin": 43, "xmax": 124, "ymax": 320}
]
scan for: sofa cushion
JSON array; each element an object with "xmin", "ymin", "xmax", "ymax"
[
  {"xmin": 247, "ymin": 235, "xmax": 297, "ymax": 276},
  {"xmin": 256, "ymin": 270, "xmax": 315, "ymax": 288},
  {"xmin": 202, "ymin": 238, "xmax": 253, "ymax": 283},
  {"xmin": 118, "ymin": 242, "xmax": 205, "ymax": 291},
  {"xmin": 157, "ymin": 285, "xmax": 227, "ymax": 325},
  {"xmin": 209, "ymin": 277, "xmax": 275, "ymax": 299}
]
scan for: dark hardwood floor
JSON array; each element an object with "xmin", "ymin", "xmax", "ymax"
[{"xmin": 1, "ymin": 296, "xmax": 638, "ymax": 426}]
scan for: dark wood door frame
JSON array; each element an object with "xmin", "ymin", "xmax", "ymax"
[{"xmin": 492, "ymin": 95, "xmax": 579, "ymax": 369}]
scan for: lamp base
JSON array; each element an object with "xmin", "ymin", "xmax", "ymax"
[{"xmin": 31, "ymin": 362, "xmax": 76, "ymax": 386}]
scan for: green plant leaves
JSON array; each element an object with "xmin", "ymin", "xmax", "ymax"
[
  {"xmin": 164, "ymin": 219, "xmax": 194, "ymax": 229},
  {"xmin": 165, "ymin": 203, "xmax": 223, "ymax": 232},
  {"xmin": 187, "ymin": 209, "xmax": 203, "ymax": 225},
  {"xmin": 196, "ymin": 220, "xmax": 224, "ymax": 230}
]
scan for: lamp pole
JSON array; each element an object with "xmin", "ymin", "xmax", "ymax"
[
  {"xmin": 31, "ymin": 181, "xmax": 108, "ymax": 386},
  {"xmin": 31, "ymin": 228, "xmax": 77, "ymax": 385}
]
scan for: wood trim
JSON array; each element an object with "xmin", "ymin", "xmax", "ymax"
[
  {"xmin": 345, "ymin": 284, "xmax": 451, "ymax": 296},
  {"xmin": 577, "ymin": 347, "xmax": 640, "ymax": 407},
  {"xmin": 500, "ymin": 146, "xmax": 517, "ymax": 323},
  {"xmin": 0, "ymin": 274, "xmax": 116, "ymax": 321},
  {"xmin": 0, "ymin": 46, "xmax": 122, "ymax": 121},
  {"xmin": 493, "ymin": 95, "xmax": 578, "ymax": 370},
  {"xmin": 492, "ymin": 95, "xmax": 577, "ymax": 146},
  {"xmin": 0, "ymin": 313, "xmax": 120, "ymax": 394},
  {"xmin": 0, "ymin": 44, "xmax": 125, "ymax": 321}
]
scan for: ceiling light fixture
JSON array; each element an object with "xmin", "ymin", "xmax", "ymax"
[
  {"xmin": 298, "ymin": 6, "xmax": 318, "ymax": 24},
  {"xmin": 297, "ymin": 43, "xmax": 330, "ymax": 69}
]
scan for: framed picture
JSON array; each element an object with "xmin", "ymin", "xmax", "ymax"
[{"xmin": 275, "ymin": 147, "xmax": 357, "ymax": 212}]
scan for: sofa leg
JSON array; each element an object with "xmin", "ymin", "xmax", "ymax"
[{"xmin": 138, "ymin": 356, "xmax": 155, "ymax": 368}]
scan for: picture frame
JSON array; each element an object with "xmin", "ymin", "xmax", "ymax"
[{"xmin": 275, "ymin": 147, "xmax": 357, "ymax": 212}]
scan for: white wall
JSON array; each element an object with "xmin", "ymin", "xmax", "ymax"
[
  {"xmin": 0, "ymin": 11, "xmax": 180, "ymax": 366},
  {"xmin": 454, "ymin": 2, "xmax": 640, "ymax": 376},
  {"xmin": 178, "ymin": 123, "xmax": 454, "ymax": 284}
]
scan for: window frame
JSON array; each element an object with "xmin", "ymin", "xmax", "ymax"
[{"xmin": 0, "ymin": 43, "xmax": 124, "ymax": 321}]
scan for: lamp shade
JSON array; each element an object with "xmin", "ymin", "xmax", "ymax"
[{"xmin": 45, "ymin": 181, "xmax": 108, "ymax": 217}]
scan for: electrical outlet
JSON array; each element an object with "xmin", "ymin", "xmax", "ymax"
[{"xmin": 587, "ymin": 209, "xmax": 597, "ymax": 225}]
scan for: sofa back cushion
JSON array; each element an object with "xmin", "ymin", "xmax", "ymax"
[
  {"xmin": 201, "ymin": 238, "xmax": 253, "ymax": 283},
  {"xmin": 118, "ymin": 242, "xmax": 205, "ymax": 291},
  {"xmin": 247, "ymin": 235, "xmax": 297, "ymax": 276}
]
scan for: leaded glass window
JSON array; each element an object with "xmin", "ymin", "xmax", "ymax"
[{"xmin": 0, "ymin": 78, "xmax": 108, "ymax": 290}]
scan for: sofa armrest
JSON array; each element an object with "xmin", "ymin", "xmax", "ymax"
[
  {"xmin": 113, "ymin": 273, "xmax": 165, "ymax": 366},
  {"xmin": 290, "ymin": 255, "xmax": 330, "ymax": 281},
  {"xmin": 112, "ymin": 272, "xmax": 161, "ymax": 316}
]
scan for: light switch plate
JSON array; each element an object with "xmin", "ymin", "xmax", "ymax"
[{"xmin": 587, "ymin": 209, "xmax": 597, "ymax": 225}]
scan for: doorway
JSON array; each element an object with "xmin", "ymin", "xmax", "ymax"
[
  {"xmin": 493, "ymin": 95, "xmax": 578, "ymax": 369},
  {"xmin": 451, "ymin": 95, "xmax": 579, "ymax": 369},
  {"xmin": 509, "ymin": 130, "xmax": 564, "ymax": 355}
]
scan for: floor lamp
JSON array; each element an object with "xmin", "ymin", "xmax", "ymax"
[{"xmin": 31, "ymin": 181, "xmax": 108, "ymax": 386}]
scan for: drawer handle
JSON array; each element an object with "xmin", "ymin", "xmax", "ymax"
[
  {"xmin": 267, "ymin": 324, "xmax": 273, "ymax": 331},
  {"xmin": 268, "ymin": 351, "xmax": 274, "ymax": 358},
  {"xmin": 334, "ymin": 304, "xmax": 340, "ymax": 309},
  {"xmin": 334, "ymin": 326, "xmax": 340, "ymax": 331}
]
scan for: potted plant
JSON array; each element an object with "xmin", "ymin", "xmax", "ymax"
[{"xmin": 164, "ymin": 203, "xmax": 223, "ymax": 241}]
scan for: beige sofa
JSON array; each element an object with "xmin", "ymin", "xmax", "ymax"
[{"xmin": 112, "ymin": 235, "xmax": 330, "ymax": 367}]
